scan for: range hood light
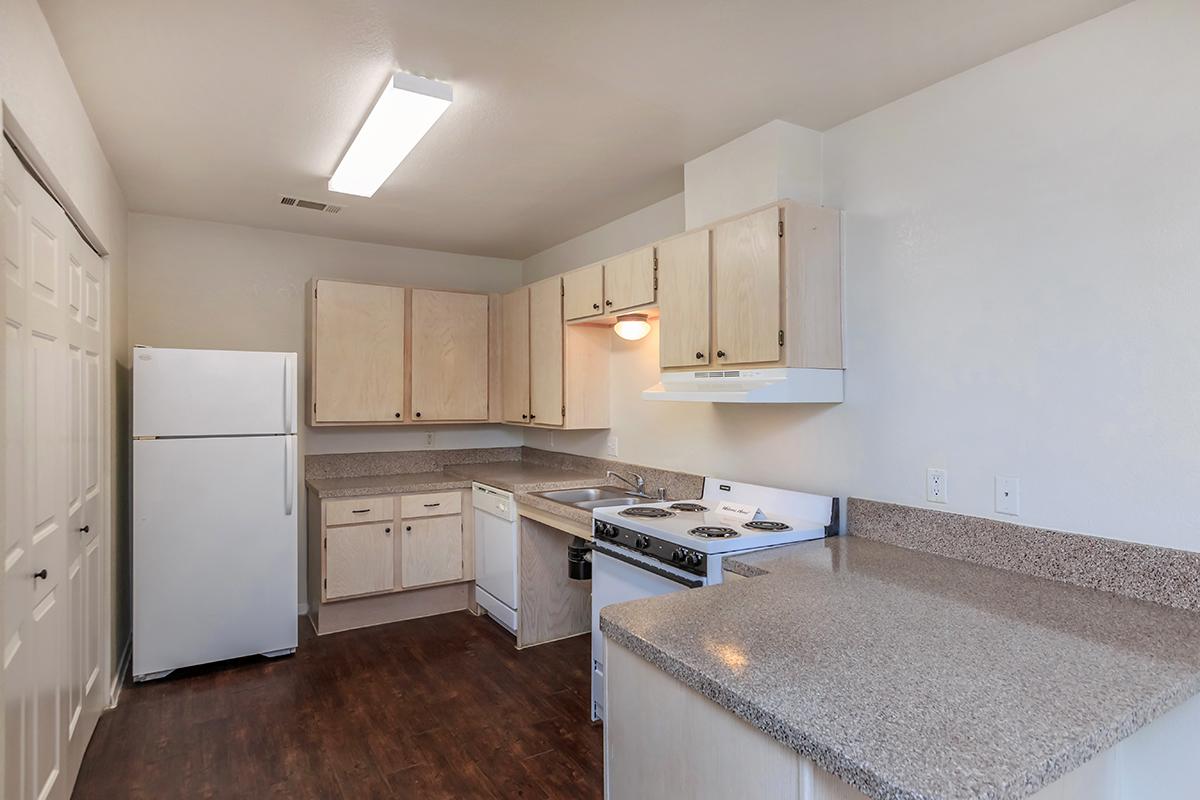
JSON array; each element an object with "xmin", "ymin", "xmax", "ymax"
[
  {"xmin": 329, "ymin": 72, "xmax": 453, "ymax": 198},
  {"xmin": 613, "ymin": 314, "xmax": 651, "ymax": 341}
]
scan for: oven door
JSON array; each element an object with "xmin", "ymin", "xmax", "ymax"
[{"xmin": 590, "ymin": 548, "xmax": 701, "ymax": 722}]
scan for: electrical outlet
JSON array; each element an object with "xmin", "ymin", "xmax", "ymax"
[
  {"xmin": 606, "ymin": 434, "xmax": 619, "ymax": 457},
  {"xmin": 995, "ymin": 476, "xmax": 1020, "ymax": 515},
  {"xmin": 423, "ymin": 431, "xmax": 435, "ymax": 448},
  {"xmin": 926, "ymin": 468, "xmax": 947, "ymax": 503}
]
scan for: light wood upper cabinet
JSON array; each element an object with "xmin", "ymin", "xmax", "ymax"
[
  {"xmin": 325, "ymin": 522, "xmax": 394, "ymax": 599},
  {"xmin": 312, "ymin": 280, "xmax": 406, "ymax": 422},
  {"xmin": 713, "ymin": 206, "xmax": 782, "ymax": 366},
  {"xmin": 400, "ymin": 516, "xmax": 464, "ymax": 589},
  {"xmin": 656, "ymin": 230, "xmax": 711, "ymax": 368},
  {"xmin": 604, "ymin": 246, "xmax": 656, "ymax": 312},
  {"xmin": 563, "ymin": 262, "xmax": 604, "ymax": 320},
  {"xmin": 529, "ymin": 277, "xmax": 564, "ymax": 426},
  {"xmin": 410, "ymin": 289, "xmax": 489, "ymax": 421},
  {"xmin": 502, "ymin": 287, "xmax": 531, "ymax": 422}
]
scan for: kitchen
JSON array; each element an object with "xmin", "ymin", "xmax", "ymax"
[{"xmin": 2, "ymin": 1, "xmax": 1199, "ymax": 798}]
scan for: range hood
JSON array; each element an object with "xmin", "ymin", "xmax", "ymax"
[{"xmin": 642, "ymin": 368, "xmax": 843, "ymax": 404}]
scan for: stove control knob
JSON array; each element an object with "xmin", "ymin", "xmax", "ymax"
[
  {"xmin": 686, "ymin": 553, "xmax": 703, "ymax": 567},
  {"xmin": 671, "ymin": 548, "xmax": 685, "ymax": 562},
  {"xmin": 636, "ymin": 535, "xmax": 651, "ymax": 550}
]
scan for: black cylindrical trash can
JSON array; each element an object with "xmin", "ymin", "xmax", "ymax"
[{"xmin": 567, "ymin": 536, "xmax": 591, "ymax": 580}]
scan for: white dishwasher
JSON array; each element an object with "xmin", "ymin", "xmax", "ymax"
[{"xmin": 473, "ymin": 482, "xmax": 519, "ymax": 634}]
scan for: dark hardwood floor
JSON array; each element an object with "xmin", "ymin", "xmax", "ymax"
[{"xmin": 73, "ymin": 612, "xmax": 602, "ymax": 799}]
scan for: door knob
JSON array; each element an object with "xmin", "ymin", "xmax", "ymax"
[
  {"xmin": 79, "ymin": 525, "xmax": 90, "ymax": 533},
  {"xmin": 33, "ymin": 569, "xmax": 47, "ymax": 580}
]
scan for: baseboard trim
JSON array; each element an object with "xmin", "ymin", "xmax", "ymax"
[{"xmin": 109, "ymin": 635, "xmax": 132, "ymax": 708}]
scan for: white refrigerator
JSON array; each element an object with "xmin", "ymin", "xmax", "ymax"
[{"xmin": 132, "ymin": 347, "xmax": 299, "ymax": 681}]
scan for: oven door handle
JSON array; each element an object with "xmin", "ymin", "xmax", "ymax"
[{"xmin": 593, "ymin": 545, "xmax": 704, "ymax": 589}]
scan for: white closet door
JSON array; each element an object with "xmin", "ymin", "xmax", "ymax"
[{"xmin": 4, "ymin": 137, "xmax": 107, "ymax": 800}]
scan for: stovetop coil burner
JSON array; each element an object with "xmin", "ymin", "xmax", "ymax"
[
  {"xmin": 670, "ymin": 502, "xmax": 708, "ymax": 512},
  {"xmin": 620, "ymin": 506, "xmax": 675, "ymax": 519},
  {"xmin": 743, "ymin": 520, "xmax": 792, "ymax": 531},
  {"xmin": 689, "ymin": 526, "xmax": 739, "ymax": 539}
]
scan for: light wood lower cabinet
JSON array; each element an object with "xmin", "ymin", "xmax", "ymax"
[
  {"xmin": 326, "ymin": 522, "xmax": 395, "ymax": 599},
  {"xmin": 315, "ymin": 489, "xmax": 473, "ymax": 607},
  {"xmin": 401, "ymin": 516, "xmax": 464, "ymax": 588}
]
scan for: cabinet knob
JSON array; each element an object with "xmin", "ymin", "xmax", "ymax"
[
  {"xmin": 592, "ymin": 303, "xmax": 599, "ymax": 310},
  {"xmin": 394, "ymin": 412, "xmax": 401, "ymax": 418},
  {"xmin": 414, "ymin": 411, "xmax": 422, "ymax": 418},
  {"xmin": 529, "ymin": 414, "xmax": 536, "ymax": 420},
  {"xmin": 384, "ymin": 527, "xmax": 391, "ymax": 535},
  {"xmin": 33, "ymin": 569, "xmax": 47, "ymax": 581},
  {"xmin": 716, "ymin": 350, "xmax": 726, "ymax": 358},
  {"xmin": 605, "ymin": 300, "xmax": 613, "ymax": 306},
  {"xmin": 521, "ymin": 414, "xmax": 528, "ymax": 420},
  {"xmin": 405, "ymin": 526, "xmax": 412, "ymax": 532},
  {"xmin": 79, "ymin": 525, "xmax": 90, "ymax": 533},
  {"xmin": 695, "ymin": 352, "xmax": 704, "ymax": 360}
]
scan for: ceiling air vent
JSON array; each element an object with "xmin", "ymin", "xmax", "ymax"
[{"xmin": 279, "ymin": 196, "xmax": 342, "ymax": 214}]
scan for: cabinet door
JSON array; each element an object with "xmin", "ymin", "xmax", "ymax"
[
  {"xmin": 501, "ymin": 287, "xmax": 530, "ymax": 422},
  {"xmin": 563, "ymin": 263, "xmax": 604, "ymax": 320},
  {"xmin": 410, "ymin": 289, "xmax": 489, "ymax": 421},
  {"xmin": 713, "ymin": 207, "xmax": 782, "ymax": 365},
  {"xmin": 529, "ymin": 277, "xmax": 564, "ymax": 426},
  {"xmin": 326, "ymin": 523, "xmax": 394, "ymax": 599},
  {"xmin": 656, "ymin": 230, "xmax": 711, "ymax": 368},
  {"xmin": 400, "ymin": 516, "xmax": 464, "ymax": 589},
  {"xmin": 604, "ymin": 246, "xmax": 656, "ymax": 312},
  {"xmin": 313, "ymin": 280, "xmax": 405, "ymax": 422}
]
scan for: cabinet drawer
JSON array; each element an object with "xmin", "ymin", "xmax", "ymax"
[
  {"xmin": 325, "ymin": 496, "xmax": 394, "ymax": 526},
  {"xmin": 400, "ymin": 491, "xmax": 462, "ymax": 519}
]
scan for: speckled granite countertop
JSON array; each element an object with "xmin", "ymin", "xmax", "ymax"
[
  {"xmin": 600, "ymin": 536, "xmax": 1200, "ymax": 800},
  {"xmin": 305, "ymin": 460, "xmax": 608, "ymax": 499}
]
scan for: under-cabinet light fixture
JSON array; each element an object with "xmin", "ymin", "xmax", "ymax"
[
  {"xmin": 328, "ymin": 72, "xmax": 453, "ymax": 197},
  {"xmin": 613, "ymin": 314, "xmax": 651, "ymax": 341}
]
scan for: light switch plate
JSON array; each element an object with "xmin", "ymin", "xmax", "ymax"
[
  {"xmin": 926, "ymin": 468, "xmax": 947, "ymax": 503},
  {"xmin": 995, "ymin": 475, "xmax": 1020, "ymax": 515},
  {"xmin": 606, "ymin": 434, "xmax": 619, "ymax": 457}
]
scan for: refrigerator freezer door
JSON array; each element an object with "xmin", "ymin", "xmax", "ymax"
[
  {"xmin": 133, "ymin": 435, "xmax": 298, "ymax": 678},
  {"xmin": 133, "ymin": 347, "xmax": 297, "ymax": 437}
]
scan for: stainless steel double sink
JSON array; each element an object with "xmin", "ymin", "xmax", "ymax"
[{"xmin": 532, "ymin": 486, "xmax": 643, "ymax": 510}]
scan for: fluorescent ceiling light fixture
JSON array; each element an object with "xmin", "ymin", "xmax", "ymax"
[
  {"xmin": 613, "ymin": 314, "xmax": 651, "ymax": 341},
  {"xmin": 328, "ymin": 72, "xmax": 453, "ymax": 197}
]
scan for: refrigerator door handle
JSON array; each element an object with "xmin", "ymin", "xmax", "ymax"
[
  {"xmin": 283, "ymin": 355, "xmax": 295, "ymax": 433},
  {"xmin": 284, "ymin": 436, "xmax": 296, "ymax": 516}
]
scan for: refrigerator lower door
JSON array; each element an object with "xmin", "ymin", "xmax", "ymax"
[
  {"xmin": 133, "ymin": 347, "xmax": 297, "ymax": 437},
  {"xmin": 133, "ymin": 435, "xmax": 298, "ymax": 679}
]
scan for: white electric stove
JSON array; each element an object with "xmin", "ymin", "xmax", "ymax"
[{"xmin": 589, "ymin": 477, "xmax": 837, "ymax": 722}]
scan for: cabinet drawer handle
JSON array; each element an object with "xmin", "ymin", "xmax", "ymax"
[
  {"xmin": 352, "ymin": 509, "xmax": 370, "ymax": 514},
  {"xmin": 695, "ymin": 352, "xmax": 704, "ymax": 360},
  {"xmin": 716, "ymin": 350, "xmax": 726, "ymax": 358},
  {"xmin": 423, "ymin": 503, "xmax": 440, "ymax": 508}
]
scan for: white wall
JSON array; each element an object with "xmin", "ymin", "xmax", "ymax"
[
  {"xmin": 525, "ymin": 0, "xmax": 1200, "ymax": 554},
  {"xmin": 1, "ymin": 0, "xmax": 132, "ymax": 696}
]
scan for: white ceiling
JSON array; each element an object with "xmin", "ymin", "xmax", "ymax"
[{"xmin": 40, "ymin": 0, "xmax": 1128, "ymax": 259}]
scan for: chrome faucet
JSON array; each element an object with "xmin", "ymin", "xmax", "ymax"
[{"xmin": 607, "ymin": 469, "xmax": 649, "ymax": 498}]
